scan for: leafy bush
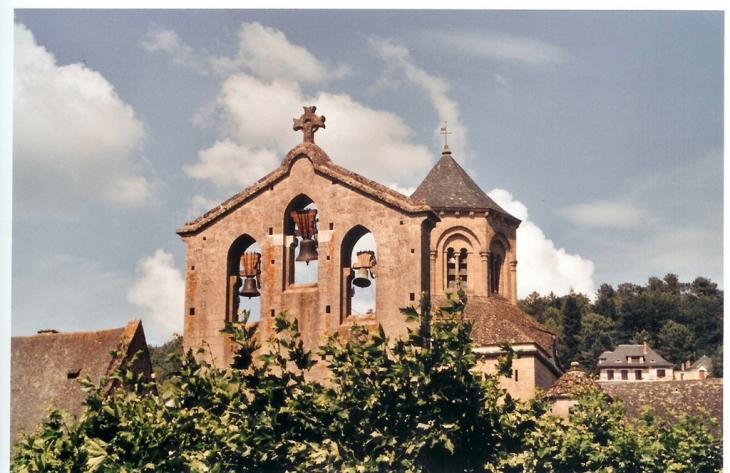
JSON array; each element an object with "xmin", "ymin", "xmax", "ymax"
[{"xmin": 12, "ymin": 292, "xmax": 722, "ymax": 472}]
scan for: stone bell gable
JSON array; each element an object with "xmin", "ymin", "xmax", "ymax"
[
  {"xmin": 177, "ymin": 107, "xmax": 439, "ymax": 367},
  {"xmin": 178, "ymin": 106, "xmax": 559, "ymax": 395}
]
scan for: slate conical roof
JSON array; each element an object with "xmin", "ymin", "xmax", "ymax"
[{"xmin": 411, "ymin": 146, "xmax": 514, "ymax": 218}]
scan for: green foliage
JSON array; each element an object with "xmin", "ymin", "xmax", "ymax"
[
  {"xmin": 519, "ymin": 274, "xmax": 723, "ymax": 372},
  {"xmin": 12, "ymin": 292, "xmax": 722, "ymax": 472},
  {"xmin": 147, "ymin": 333, "xmax": 183, "ymax": 392}
]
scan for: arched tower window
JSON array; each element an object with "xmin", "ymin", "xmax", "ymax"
[
  {"xmin": 227, "ymin": 235, "xmax": 261, "ymax": 323},
  {"xmin": 445, "ymin": 246, "xmax": 469, "ymax": 290},
  {"xmin": 489, "ymin": 237, "xmax": 508, "ymax": 296},
  {"xmin": 340, "ymin": 225, "xmax": 376, "ymax": 322},
  {"xmin": 284, "ymin": 195, "xmax": 319, "ymax": 285}
]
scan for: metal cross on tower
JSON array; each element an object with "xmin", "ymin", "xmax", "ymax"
[
  {"xmin": 293, "ymin": 106, "xmax": 326, "ymax": 144},
  {"xmin": 440, "ymin": 121, "xmax": 451, "ymax": 146}
]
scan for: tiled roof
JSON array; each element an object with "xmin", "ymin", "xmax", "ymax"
[
  {"xmin": 178, "ymin": 142, "xmax": 437, "ymax": 235},
  {"xmin": 596, "ymin": 344, "xmax": 674, "ymax": 369},
  {"xmin": 11, "ymin": 320, "xmax": 151, "ymax": 444},
  {"xmin": 689, "ymin": 355, "xmax": 713, "ymax": 371},
  {"xmin": 544, "ymin": 362, "xmax": 609, "ymax": 399},
  {"xmin": 599, "ymin": 379, "xmax": 723, "ymax": 435},
  {"xmin": 433, "ymin": 294, "xmax": 555, "ymax": 358},
  {"xmin": 410, "ymin": 146, "xmax": 515, "ymax": 219}
]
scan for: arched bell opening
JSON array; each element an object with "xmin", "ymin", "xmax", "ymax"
[
  {"xmin": 283, "ymin": 194, "xmax": 319, "ymax": 285},
  {"xmin": 227, "ymin": 235, "xmax": 261, "ymax": 323},
  {"xmin": 340, "ymin": 225, "xmax": 376, "ymax": 323}
]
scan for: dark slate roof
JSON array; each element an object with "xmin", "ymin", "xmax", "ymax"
[
  {"xmin": 11, "ymin": 320, "xmax": 151, "ymax": 444},
  {"xmin": 178, "ymin": 142, "xmax": 437, "ymax": 235},
  {"xmin": 433, "ymin": 294, "xmax": 556, "ymax": 358},
  {"xmin": 596, "ymin": 344, "xmax": 674, "ymax": 369},
  {"xmin": 544, "ymin": 362, "xmax": 609, "ymax": 400},
  {"xmin": 599, "ymin": 379, "xmax": 723, "ymax": 436},
  {"xmin": 410, "ymin": 146, "xmax": 515, "ymax": 219}
]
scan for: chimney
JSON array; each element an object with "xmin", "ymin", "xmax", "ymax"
[{"xmin": 643, "ymin": 340, "xmax": 648, "ymax": 355}]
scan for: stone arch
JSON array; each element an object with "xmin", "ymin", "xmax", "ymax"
[
  {"xmin": 226, "ymin": 234, "xmax": 260, "ymax": 323},
  {"xmin": 489, "ymin": 233, "xmax": 511, "ymax": 296},
  {"xmin": 437, "ymin": 227, "xmax": 480, "ymax": 292},
  {"xmin": 339, "ymin": 225, "xmax": 376, "ymax": 323},
  {"xmin": 283, "ymin": 194, "xmax": 319, "ymax": 286}
]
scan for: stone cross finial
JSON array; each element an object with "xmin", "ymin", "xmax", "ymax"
[{"xmin": 293, "ymin": 106, "xmax": 326, "ymax": 143}]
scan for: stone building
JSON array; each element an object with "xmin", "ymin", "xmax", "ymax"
[
  {"xmin": 11, "ymin": 320, "xmax": 152, "ymax": 445},
  {"xmin": 596, "ymin": 342, "xmax": 675, "ymax": 381},
  {"xmin": 177, "ymin": 106, "xmax": 561, "ymax": 398}
]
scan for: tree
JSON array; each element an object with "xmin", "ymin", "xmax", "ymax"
[
  {"xmin": 656, "ymin": 320, "xmax": 695, "ymax": 365},
  {"xmin": 558, "ymin": 291, "xmax": 583, "ymax": 367},
  {"xmin": 576, "ymin": 312, "xmax": 616, "ymax": 372}
]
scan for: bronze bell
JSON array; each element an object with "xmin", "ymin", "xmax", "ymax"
[
  {"xmin": 239, "ymin": 277, "xmax": 260, "ymax": 298},
  {"xmin": 296, "ymin": 237, "xmax": 318, "ymax": 263},
  {"xmin": 352, "ymin": 268, "xmax": 371, "ymax": 288}
]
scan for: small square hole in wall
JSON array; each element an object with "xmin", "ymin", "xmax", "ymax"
[
  {"xmin": 325, "ymin": 305, "xmax": 331, "ymax": 314},
  {"xmin": 191, "ymin": 265, "xmax": 195, "ymax": 270},
  {"xmin": 409, "ymin": 293, "xmax": 415, "ymax": 301},
  {"xmin": 271, "ymin": 259, "xmax": 275, "ymax": 265},
  {"xmin": 410, "ymin": 249, "xmax": 415, "ymax": 254},
  {"xmin": 400, "ymin": 220, "xmax": 404, "ymax": 225},
  {"xmin": 202, "ymin": 237, "xmax": 207, "ymax": 241},
  {"xmin": 326, "ymin": 255, "xmax": 330, "ymax": 260},
  {"xmin": 269, "ymin": 227, "xmax": 273, "ymax": 235},
  {"xmin": 270, "ymin": 309, "xmax": 275, "ymax": 318},
  {"xmin": 189, "ymin": 307, "xmax": 195, "ymax": 316},
  {"xmin": 329, "ymin": 222, "xmax": 334, "ymax": 230}
]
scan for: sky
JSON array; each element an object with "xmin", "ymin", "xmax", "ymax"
[{"xmin": 3, "ymin": 9, "xmax": 724, "ymax": 348}]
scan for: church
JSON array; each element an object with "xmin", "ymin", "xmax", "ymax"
[{"xmin": 177, "ymin": 106, "xmax": 562, "ymax": 399}]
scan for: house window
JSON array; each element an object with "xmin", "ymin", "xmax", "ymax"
[
  {"xmin": 634, "ymin": 370, "xmax": 642, "ymax": 380},
  {"xmin": 621, "ymin": 370, "xmax": 628, "ymax": 380},
  {"xmin": 657, "ymin": 369, "xmax": 665, "ymax": 378},
  {"xmin": 607, "ymin": 369, "xmax": 614, "ymax": 380}
]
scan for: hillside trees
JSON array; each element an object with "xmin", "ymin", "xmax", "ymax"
[
  {"xmin": 12, "ymin": 292, "xmax": 722, "ymax": 472},
  {"xmin": 519, "ymin": 274, "xmax": 723, "ymax": 373}
]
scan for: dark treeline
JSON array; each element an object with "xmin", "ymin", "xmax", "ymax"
[{"xmin": 518, "ymin": 274, "xmax": 723, "ymax": 375}]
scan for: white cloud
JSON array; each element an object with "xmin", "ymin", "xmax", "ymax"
[
  {"xmin": 557, "ymin": 200, "xmax": 647, "ymax": 229},
  {"xmin": 488, "ymin": 188, "xmax": 595, "ymax": 297},
  {"xmin": 423, "ymin": 30, "xmax": 572, "ymax": 66},
  {"xmin": 14, "ymin": 23, "xmax": 155, "ymax": 219},
  {"xmin": 141, "ymin": 24, "xmax": 202, "ymax": 71},
  {"xmin": 127, "ymin": 250, "xmax": 185, "ymax": 345},
  {"xmin": 186, "ymin": 27, "xmax": 437, "ymax": 196},
  {"xmin": 185, "ymin": 139, "xmax": 280, "ymax": 191},
  {"xmin": 210, "ymin": 22, "xmax": 349, "ymax": 82},
  {"xmin": 370, "ymin": 37, "xmax": 465, "ymax": 159}
]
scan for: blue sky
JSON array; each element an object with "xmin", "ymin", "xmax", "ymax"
[{"xmin": 3, "ymin": 9, "xmax": 724, "ymax": 348}]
